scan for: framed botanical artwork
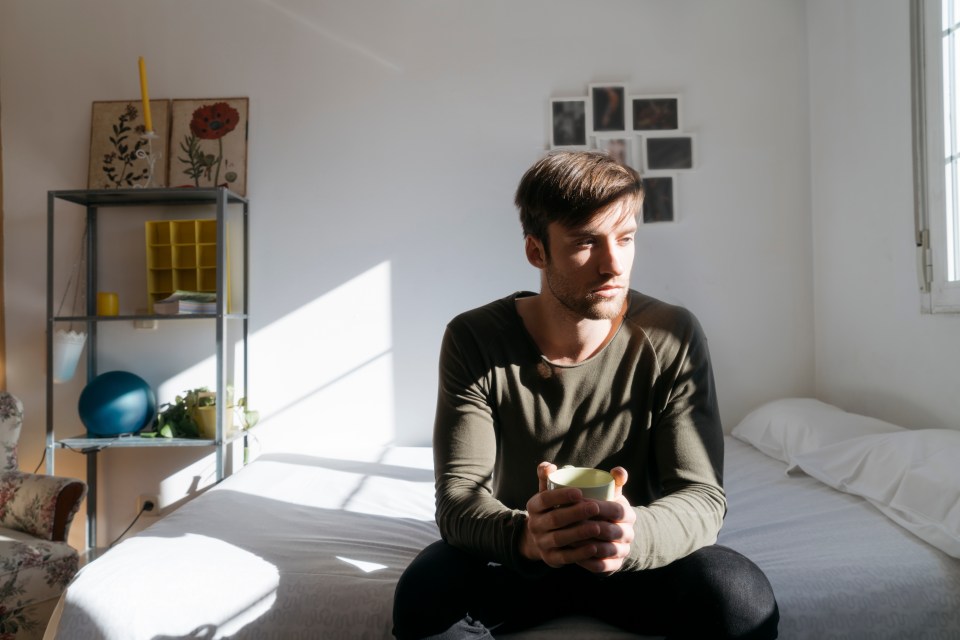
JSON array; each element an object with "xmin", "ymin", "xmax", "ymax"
[
  {"xmin": 589, "ymin": 83, "xmax": 627, "ymax": 132},
  {"xmin": 88, "ymin": 100, "xmax": 170, "ymax": 189},
  {"xmin": 643, "ymin": 134, "xmax": 696, "ymax": 171},
  {"xmin": 593, "ymin": 134, "xmax": 635, "ymax": 169},
  {"xmin": 168, "ymin": 97, "xmax": 249, "ymax": 196},
  {"xmin": 550, "ymin": 98, "xmax": 589, "ymax": 148},
  {"xmin": 630, "ymin": 95, "xmax": 681, "ymax": 132},
  {"xmin": 641, "ymin": 174, "xmax": 677, "ymax": 223}
]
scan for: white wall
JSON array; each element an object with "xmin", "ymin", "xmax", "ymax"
[
  {"xmin": 808, "ymin": 0, "xmax": 960, "ymax": 430},
  {"xmin": 1, "ymin": 0, "xmax": 814, "ymax": 546}
]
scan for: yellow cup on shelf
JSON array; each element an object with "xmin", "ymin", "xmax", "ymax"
[{"xmin": 97, "ymin": 292, "xmax": 119, "ymax": 316}]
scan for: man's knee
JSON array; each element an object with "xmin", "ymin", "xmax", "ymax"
[
  {"xmin": 393, "ymin": 541, "xmax": 494, "ymax": 639},
  {"xmin": 679, "ymin": 545, "xmax": 779, "ymax": 639},
  {"xmin": 394, "ymin": 541, "xmax": 461, "ymax": 637}
]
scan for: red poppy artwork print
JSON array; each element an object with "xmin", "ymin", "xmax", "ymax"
[
  {"xmin": 169, "ymin": 97, "xmax": 249, "ymax": 195},
  {"xmin": 190, "ymin": 102, "xmax": 239, "ymax": 139}
]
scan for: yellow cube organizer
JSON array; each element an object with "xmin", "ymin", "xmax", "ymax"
[{"xmin": 145, "ymin": 220, "xmax": 230, "ymax": 313}]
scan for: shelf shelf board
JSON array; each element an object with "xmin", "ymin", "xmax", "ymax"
[
  {"xmin": 55, "ymin": 434, "xmax": 218, "ymax": 450},
  {"xmin": 56, "ymin": 430, "xmax": 248, "ymax": 451},
  {"xmin": 50, "ymin": 187, "xmax": 247, "ymax": 208},
  {"xmin": 51, "ymin": 313, "xmax": 247, "ymax": 322}
]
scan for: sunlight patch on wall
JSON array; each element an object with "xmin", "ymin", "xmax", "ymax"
[
  {"xmin": 157, "ymin": 353, "xmax": 218, "ymax": 404},
  {"xmin": 253, "ymin": 0, "xmax": 402, "ymax": 72},
  {"xmin": 158, "ymin": 452, "xmax": 221, "ymax": 501},
  {"xmin": 155, "ymin": 262, "xmax": 395, "ymax": 457},
  {"xmin": 255, "ymin": 351, "xmax": 395, "ymax": 456},
  {"xmin": 249, "ymin": 261, "xmax": 395, "ymax": 454}
]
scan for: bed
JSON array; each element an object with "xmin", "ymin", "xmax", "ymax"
[{"xmin": 46, "ymin": 399, "xmax": 960, "ymax": 639}]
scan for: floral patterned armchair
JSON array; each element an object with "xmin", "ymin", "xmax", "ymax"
[{"xmin": 0, "ymin": 392, "xmax": 85, "ymax": 640}]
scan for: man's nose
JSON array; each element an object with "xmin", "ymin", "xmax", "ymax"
[{"xmin": 598, "ymin": 240, "xmax": 625, "ymax": 276}]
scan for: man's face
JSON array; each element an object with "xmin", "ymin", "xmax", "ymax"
[{"xmin": 540, "ymin": 198, "xmax": 638, "ymax": 320}]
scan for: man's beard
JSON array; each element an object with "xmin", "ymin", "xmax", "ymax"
[{"xmin": 544, "ymin": 266, "xmax": 627, "ymax": 321}]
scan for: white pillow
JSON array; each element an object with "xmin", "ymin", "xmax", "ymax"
[
  {"xmin": 731, "ymin": 398, "xmax": 904, "ymax": 463},
  {"xmin": 788, "ymin": 429, "xmax": 960, "ymax": 558}
]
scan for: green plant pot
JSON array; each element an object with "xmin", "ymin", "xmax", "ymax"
[{"xmin": 195, "ymin": 405, "xmax": 235, "ymax": 439}]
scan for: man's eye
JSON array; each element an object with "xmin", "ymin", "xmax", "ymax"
[{"xmin": 620, "ymin": 236, "xmax": 635, "ymax": 245}]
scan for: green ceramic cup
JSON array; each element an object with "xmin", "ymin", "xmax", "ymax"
[{"xmin": 547, "ymin": 466, "xmax": 615, "ymax": 500}]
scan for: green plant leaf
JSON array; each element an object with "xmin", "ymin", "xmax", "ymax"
[{"xmin": 242, "ymin": 410, "xmax": 260, "ymax": 430}]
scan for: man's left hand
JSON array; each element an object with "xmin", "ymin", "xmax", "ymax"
[{"xmin": 576, "ymin": 466, "xmax": 636, "ymax": 574}]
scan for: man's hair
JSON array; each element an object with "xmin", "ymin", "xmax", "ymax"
[{"xmin": 514, "ymin": 150, "xmax": 644, "ymax": 249}]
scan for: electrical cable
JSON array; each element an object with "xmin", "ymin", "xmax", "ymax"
[
  {"xmin": 33, "ymin": 448, "xmax": 46, "ymax": 474},
  {"xmin": 109, "ymin": 500, "xmax": 153, "ymax": 548}
]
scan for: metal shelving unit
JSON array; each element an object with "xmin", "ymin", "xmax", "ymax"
[{"xmin": 44, "ymin": 187, "xmax": 249, "ymax": 551}]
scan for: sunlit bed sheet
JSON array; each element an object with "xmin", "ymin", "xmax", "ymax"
[{"xmin": 49, "ymin": 438, "xmax": 960, "ymax": 639}]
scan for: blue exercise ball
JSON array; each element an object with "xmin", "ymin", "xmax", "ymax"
[{"xmin": 78, "ymin": 371, "xmax": 156, "ymax": 437}]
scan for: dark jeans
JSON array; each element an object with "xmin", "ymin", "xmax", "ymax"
[{"xmin": 393, "ymin": 540, "xmax": 779, "ymax": 639}]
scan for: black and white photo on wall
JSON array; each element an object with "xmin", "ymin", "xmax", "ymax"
[
  {"xmin": 644, "ymin": 135, "xmax": 695, "ymax": 171},
  {"xmin": 592, "ymin": 134, "xmax": 635, "ymax": 169},
  {"xmin": 550, "ymin": 98, "xmax": 589, "ymax": 148},
  {"xmin": 631, "ymin": 95, "xmax": 681, "ymax": 132},
  {"xmin": 589, "ymin": 83, "xmax": 627, "ymax": 132},
  {"xmin": 641, "ymin": 175, "xmax": 676, "ymax": 223}
]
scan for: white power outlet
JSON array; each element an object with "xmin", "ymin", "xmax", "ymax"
[{"xmin": 137, "ymin": 494, "xmax": 160, "ymax": 517}]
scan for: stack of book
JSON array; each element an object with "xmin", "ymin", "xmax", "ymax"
[{"xmin": 153, "ymin": 290, "xmax": 218, "ymax": 315}]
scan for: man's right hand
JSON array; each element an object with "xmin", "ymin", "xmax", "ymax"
[
  {"xmin": 521, "ymin": 462, "xmax": 636, "ymax": 573},
  {"xmin": 520, "ymin": 462, "xmax": 608, "ymax": 567}
]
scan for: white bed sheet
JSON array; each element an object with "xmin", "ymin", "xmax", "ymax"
[
  {"xmin": 50, "ymin": 438, "xmax": 960, "ymax": 639},
  {"xmin": 718, "ymin": 437, "xmax": 960, "ymax": 639}
]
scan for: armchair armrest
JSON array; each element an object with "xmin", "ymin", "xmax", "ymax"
[{"xmin": 0, "ymin": 471, "xmax": 86, "ymax": 542}]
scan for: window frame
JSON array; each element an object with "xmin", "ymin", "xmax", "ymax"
[{"xmin": 913, "ymin": 0, "xmax": 960, "ymax": 313}]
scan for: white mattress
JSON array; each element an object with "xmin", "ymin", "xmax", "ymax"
[
  {"xmin": 50, "ymin": 438, "xmax": 960, "ymax": 639},
  {"xmin": 720, "ymin": 437, "xmax": 960, "ymax": 639}
]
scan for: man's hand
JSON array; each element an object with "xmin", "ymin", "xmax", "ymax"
[
  {"xmin": 520, "ymin": 463, "xmax": 636, "ymax": 573},
  {"xmin": 577, "ymin": 466, "xmax": 636, "ymax": 573}
]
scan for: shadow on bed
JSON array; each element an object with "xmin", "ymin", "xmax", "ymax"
[
  {"xmin": 54, "ymin": 449, "xmax": 443, "ymax": 639},
  {"xmin": 257, "ymin": 451, "xmax": 435, "ymax": 480}
]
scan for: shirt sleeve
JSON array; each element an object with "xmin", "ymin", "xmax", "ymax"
[
  {"xmin": 432, "ymin": 323, "xmax": 533, "ymax": 571},
  {"xmin": 622, "ymin": 312, "xmax": 727, "ymax": 571}
]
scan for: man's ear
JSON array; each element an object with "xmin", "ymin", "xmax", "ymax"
[{"xmin": 525, "ymin": 235, "xmax": 547, "ymax": 269}]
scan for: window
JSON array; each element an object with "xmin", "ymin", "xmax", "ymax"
[{"xmin": 913, "ymin": 0, "xmax": 960, "ymax": 312}]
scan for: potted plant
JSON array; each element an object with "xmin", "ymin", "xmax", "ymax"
[
  {"xmin": 198, "ymin": 390, "xmax": 261, "ymax": 439},
  {"xmin": 149, "ymin": 386, "xmax": 257, "ymax": 440},
  {"xmin": 148, "ymin": 387, "xmax": 210, "ymax": 439}
]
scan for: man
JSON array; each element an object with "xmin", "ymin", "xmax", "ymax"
[{"xmin": 393, "ymin": 151, "xmax": 778, "ymax": 639}]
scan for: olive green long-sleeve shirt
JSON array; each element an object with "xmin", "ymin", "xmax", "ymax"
[{"xmin": 433, "ymin": 290, "xmax": 725, "ymax": 572}]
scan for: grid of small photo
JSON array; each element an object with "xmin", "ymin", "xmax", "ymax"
[{"xmin": 549, "ymin": 85, "xmax": 696, "ymax": 223}]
